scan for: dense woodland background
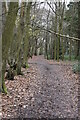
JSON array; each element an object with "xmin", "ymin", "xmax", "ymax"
[{"xmin": 1, "ymin": 1, "xmax": 80, "ymax": 94}]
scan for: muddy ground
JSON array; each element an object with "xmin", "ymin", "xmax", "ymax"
[{"xmin": 1, "ymin": 56, "xmax": 79, "ymax": 119}]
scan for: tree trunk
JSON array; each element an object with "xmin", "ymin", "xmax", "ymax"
[
  {"xmin": 54, "ymin": 3, "xmax": 57, "ymax": 60},
  {"xmin": 2, "ymin": 2, "xmax": 18, "ymax": 93},
  {"xmin": 69, "ymin": 38, "xmax": 72, "ymax": 61},
  {"xmin": 23, "ymin": 2, "xmax": 32, "ymax": 64},
  {"xmin": 57, "ymin": 2, "xmax": 61, "ymax": 62},
  {"xmin": 61, "ymin": 1, "xmax": 65, "ymax": 61},
  {"xmin": 2, "ymin": 60, "xmax": 7, "ymax": 94},
  {"xmin": 34, "ymin": 38, "xmax": 37, "ymax": 56},
  {"xmin": 77, "ymin": 2, "xmax": 80, "ymax": 58}
]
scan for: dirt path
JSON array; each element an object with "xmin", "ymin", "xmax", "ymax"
[{"xmin": 2, "ymin": 56, "xmax": 78, "ymax": 119}]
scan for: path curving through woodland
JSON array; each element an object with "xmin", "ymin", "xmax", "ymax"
[{"xmin": 2, "ymin": 56, "xmax": 78, "ymax": 119}]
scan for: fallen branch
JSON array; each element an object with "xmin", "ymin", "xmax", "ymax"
[{"xmin": 35, "ymin": 26, "xmax": 80, "ymax": 41}]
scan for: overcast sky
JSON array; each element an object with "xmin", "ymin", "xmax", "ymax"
[
  {"xmin": 19, "ymin": 0, "xmax": 71, "ymax": 4},
  {"xmin": 19, "ymin": 0, "xmax": 71, "ymax": 10}
]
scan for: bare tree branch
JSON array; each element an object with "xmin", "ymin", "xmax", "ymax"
[
  {"xmin": 46, "ymin": 1, "xmax": 59, "ymax": 16},
  {"xmin": 34, "ymin": 25, "xmax": 80, "ymax": 41}
]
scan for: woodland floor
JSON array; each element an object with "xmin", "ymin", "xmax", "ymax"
[{"xmin": 1, "ymin": 56, "xmax": 79, "ymax": 119}]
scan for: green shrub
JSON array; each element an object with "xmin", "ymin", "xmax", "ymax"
[
  {"xmin": 72, "ymin": 63, "xmax": 80, "ymax": 73},
  {"xmin": 26, "ymin": 64, "xmax": 29, "ymax": 68},
  {"xmin": 64, "ymin": 55, "xmax": 75, "ymax": 61}
]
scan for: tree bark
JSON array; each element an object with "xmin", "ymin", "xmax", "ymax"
[
  {"xmin": 2, "ymin": 2, "xmax": 18, "ymax": 93},
  {"xmin": 54, "ymin": 2, "xmax": 57, "ymax": 60},
  {"xmin": 77, "ymin": 2, "xmax": 80, "ymax": 58}
]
